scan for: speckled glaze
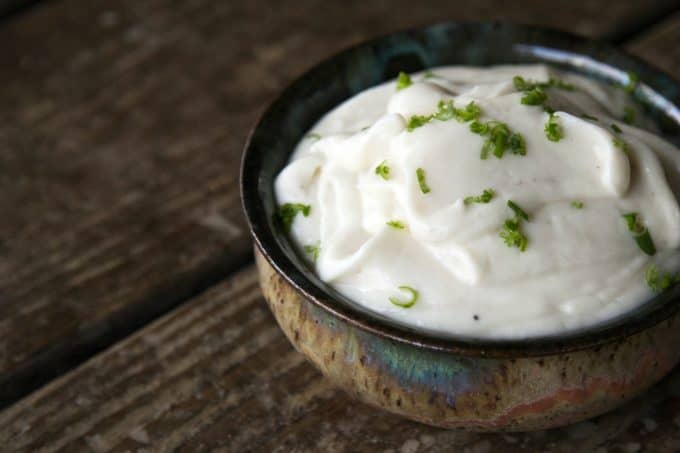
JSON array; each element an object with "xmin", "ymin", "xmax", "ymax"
[
  {"xmin": 256, "ymin": 250, "xmax": 679, "ymax": 431},
  {"xmin": 241, "ymin": 23, "xmax": 680, "ymax": 431}
]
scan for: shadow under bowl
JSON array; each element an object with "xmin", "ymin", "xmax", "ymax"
[{"xmin": 241, "ymin": 22, "xmax": 680, "ymax": 431}]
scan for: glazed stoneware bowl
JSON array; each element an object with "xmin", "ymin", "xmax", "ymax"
[{"xmin": 241, "ymin": 23, "xmax": 680, "ymax": 431}]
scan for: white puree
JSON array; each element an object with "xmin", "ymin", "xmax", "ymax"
[{"xmin": 274, "ymin": 64, "xmax": 680, "ymax": 338}]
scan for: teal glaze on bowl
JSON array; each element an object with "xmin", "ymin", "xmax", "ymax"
[
  {"xmin": 242, "ymin": 23, "xmax": 680, "ymax": 430},
  {"xmin": 256, "ymin": 250, "xmax": 678, "ymax": 430}
]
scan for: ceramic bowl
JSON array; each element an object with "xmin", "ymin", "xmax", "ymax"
[{"xmin": 241, "ymin": 22, "xmax": 680, "ymax": 431}]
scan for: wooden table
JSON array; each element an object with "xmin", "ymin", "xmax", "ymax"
[{"xmin": 0, "ymin": 1, "xmax": 679, "ymax": 451}]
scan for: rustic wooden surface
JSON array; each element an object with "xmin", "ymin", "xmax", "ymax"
[
  {"xmin": 0, "ymin": 0, "xmax": 678, "ymax": 408},
  {"xmin": 0, "ymin": 0, "xmax": 679, "ymax": 451},
  {"xmin": 1, "ymin": 267, "xmax": 678, "ymax": 452},
  {"xmin": 626, "ymin": 11, "xmax": 680, "ymax": 76}
]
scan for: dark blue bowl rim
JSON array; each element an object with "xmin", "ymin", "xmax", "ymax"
[{"xmin": 241, "ymin": 21, "xmax": 680, "ymax": 357}]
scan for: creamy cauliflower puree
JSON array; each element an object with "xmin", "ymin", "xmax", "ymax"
[{"xmin": 274, "ymin": 64, "xmax": 680, "ymax": 338}]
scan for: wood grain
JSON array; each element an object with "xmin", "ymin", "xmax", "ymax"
[
  {"xmin": 0, "ymin": 266, "xmax": 678, "ymax": 452},
  {"xmin": 0, "ymin": 0, "xmax": 678, "ymax": 407},
  {"xmin": 626, "ymin": 11, "xmax": 680, "ymax": 76},
  {"xmin": 2, "ymin": 8, "xmax": 679, "ymax": 450}
]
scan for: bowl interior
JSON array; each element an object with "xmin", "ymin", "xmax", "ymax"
[{"xmin": 241, "ymin": 22, "xmax": 680, "ymax": 355}]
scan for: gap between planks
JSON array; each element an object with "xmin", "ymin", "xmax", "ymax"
[{"xmin": 0, "ymin": 0, "xmax": 678, "ymax": 417}]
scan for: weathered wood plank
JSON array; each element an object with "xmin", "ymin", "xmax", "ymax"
[
  {"xmin": 0, "ymin": 0, "xmax": 677, "ymax": 413},
  {"xmin": 0, "ymin": 266, "xmax": 677, "ymax": 452},
  {"xmin": 0, "ymin": 0, "xmax": 262, "ymax": 405},
  {"xmin": 626, "ymin": 11, "xmax": 680, "ymax": 76}
]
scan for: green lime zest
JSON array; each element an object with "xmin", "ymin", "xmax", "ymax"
[
  {"xmin": 500, "ymin": 200, "xmax": 529, "ymax": 252},
  {"xmin": 500, "ymin": 217, "xmax": 528, "ymax": 252},
  {"xmin": 521, "ymin": 86, "xmax": 547, "ymax": 105},
  {"xmin": 406, "ymin": 100, "xmax": 481, "ymax": 132},
  {"xmin": 396, "ymin": 71, "xmax": 413, "ymax": 91},
  {"xmin": 278, "ymin": 203, "xmax": 311, "ymax": 232},
  {"xmin": 386, "ymin": 220, "xmax": 406, "ymax": 230},
  {"xmin": 507, "ymin": 200, "xmax": 529, "ymax": 221},
  {"xmin": 513, "ymin": 75, "xmax": 573, "ymax": 107},
  {"xmin": 612, "ymin": 136, "xmax": 631, "ymax": 155},
  {"xmin": 416, "ymin": 167, "xmax": 431, "ymax": 194},
  {"xmin": 389, "ymin": 285, "xmax": 419, "ymax": 308},
  {"xmin": 464, "ymin": 188, "xmax": 495, "ymax": 205},
  {"xmin": 406, "ymin": 115, "xmax": 431, "ymax": 131},
  {"xmin": 470, "ymin": 120, "xmax": 525, "ymax": 159},
  {"xmin": 303, "ymin": 242, "xmax": 320, "ymax": 262},
  {"xmin": 375, "ymin": 160, "xmax": 390, "ymax": 180},
  {"xmin": 545, "ymin": 112, "xmax": 563, "ymax": 142},
  {"xmin": 622, "ymin": 212, "xmax": 656, "ymax": 256},
  {"xmin": 645, "ymin": 264, "xmax": 680, "ymax": 292},
  {"xmin": 624, "ymin": 71, "xmax": 639, "ymax": 94},
  {"xmin": 513, "ymin": 75, "xmax": 574, "ymax": 92}
]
